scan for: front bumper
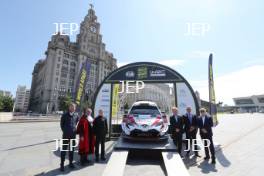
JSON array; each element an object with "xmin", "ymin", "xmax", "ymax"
[
  {"xmin": 121, "ymin": 123, "xmax": 169, "ymax": 141},
  {"xmin": 121, "ymin": 132, "xmax": 169, "ymax": 142}
]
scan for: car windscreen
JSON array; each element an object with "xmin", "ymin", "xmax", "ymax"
[{"xmin": 129, "ymin": 105, "xmax": 160, "ymax": 117}]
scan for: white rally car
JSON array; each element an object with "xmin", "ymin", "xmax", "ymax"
[{"xmin": 121, "ymin": 101, "xmax": 169, "ymax": 141}]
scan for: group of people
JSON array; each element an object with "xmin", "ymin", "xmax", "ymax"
[
  {"xmin": 170, "ymin": 106, "xmax": 216, "ymax": 164},
  {"xmin": 59, "ymin": 103, "xmax": 108, "ymax": 172},
  {"xmin": 59, "ymin": 103, "xmax": 216, "ymax": 172}
]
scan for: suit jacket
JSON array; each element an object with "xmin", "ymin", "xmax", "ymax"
[
  {"xmin": 197, "ymin": 115, "xmax": 213, "ymax": 137},
  {"xmin": 170, "ymin": 115, "xmax": 184, "ymax": 136},
  {"xmin": 183, "ymin": 113, "xmax": 198, "ymax": 134},
  {"xmin": 93, "ymin": 116, "xmax": 108, "ymax": 138},
  {"xmin": 60, "ymin": 112, "xmax": 79, "ymax": 139}
]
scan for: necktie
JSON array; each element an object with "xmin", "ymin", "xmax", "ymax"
[{"xmin": 188, "ymin": 114, "xmax": 192, "ymax": 124}]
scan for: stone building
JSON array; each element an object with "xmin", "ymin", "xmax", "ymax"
[{"xmin": 29, "ymin": 6, "xmax": 117, "ymax": 113}]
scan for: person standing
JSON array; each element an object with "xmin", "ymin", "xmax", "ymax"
[
  {"xmin": 93, "ymin": 109, "xmax": 108, "ymax": 162},
  {"xmin": 87, "ymin": 108, "xmax": 95, "ymax": 163},
  {"xmin": 183, "ymin": 107, "xmax": 200, "ymax": 157},
  {"xmin": 197, "ymin": 108, "xmax": 216, "ymax": 164},
  {"xmin": 170, "ymin": 107, "xmax": 184, "ymax": 157},
  {"xmin": 76, "ymin": 108, "xmax": 90, "ymax": 166},
  {"xmin": 60, "ymin": 103, "xmax": 79, "ymax": 171}
]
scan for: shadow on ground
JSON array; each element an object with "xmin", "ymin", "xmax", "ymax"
[
  {"xmin": 34, "ymin": 141, "xmax": 115, "ymax": 176},
  {"xmin": 184, "ymin": 144, "xmax": 231, "ymax": 174}
]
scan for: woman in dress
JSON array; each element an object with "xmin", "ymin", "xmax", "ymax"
[{"xmin": 77, "ymin": 108, "xmax": 90, "ymax": 165}]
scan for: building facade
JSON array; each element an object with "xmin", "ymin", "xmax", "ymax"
[
  {"xmin": 14, "ymin": 85, "xmax": 30, "ymax": 112},
  {"xmin": 29, "ymin": 6, "xmax": 117, "ymax": 113},
  {"xmin": 0, "ymin": 90, "xmax": 12, "ymax": 97},
  {"xmin": 120, "ymin": 83, "xmax": 175, "ymax": 114},
  {"xmin": 233, "ymin": 94, "xmax": 264, "ymax": 113}
]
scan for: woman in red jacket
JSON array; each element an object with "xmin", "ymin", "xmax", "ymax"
[{"xmin": 77, "ymin": 108, "xmax": 90, "ymax": 165}]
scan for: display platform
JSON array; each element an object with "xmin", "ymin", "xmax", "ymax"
[{"xmin": 114, "ymin": 136, "xmax": 177, "ymax": 152}]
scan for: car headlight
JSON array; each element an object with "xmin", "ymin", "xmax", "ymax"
[
  {"xmin": 127, "ymin": 122, "xmax": 136, "ymax": 127},
  {"xmin": 153, "ymin": 122, "xmax": 163, "ymax": 127}
]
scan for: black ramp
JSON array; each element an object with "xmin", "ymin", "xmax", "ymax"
[
  {"xmin": 162, "ymin": 152, "xmax": 190, "ymax": 176},
  {"xmin": 102, "ymin": 151, "xmax": 128, "ymax": 176},
  {"xmin": 114, "ymin": 137, "xmax": 177, "ymax": 151}
]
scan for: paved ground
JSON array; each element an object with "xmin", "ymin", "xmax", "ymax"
[{"xmin": 0, "ymin": 113, "xmax": 264, "ymax": 176}]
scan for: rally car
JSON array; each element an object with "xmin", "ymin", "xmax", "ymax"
[{"xmin": 121, "ymin": 101, "xmax": 169, "ymax": 141}]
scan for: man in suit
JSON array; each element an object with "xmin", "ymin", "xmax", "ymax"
[
  {"xmin": 197, "ymin": 108, "xmax": 216, "ymax": 164},
  {"xmin": 170, "ymin": 107, "xmax": 184, "ymax": 157},
  {"xmin": 183, "ymin": 107, "xmax": 200, "ymax": 157},
  {"xmin": 60, "ymin": 103, "xmax": 79, "ymax": 171},
  {"xmin": 93, "ymin": 109, "xmax": 108, "ymax": 162}
]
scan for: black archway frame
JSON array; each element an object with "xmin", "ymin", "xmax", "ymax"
[{"xmin": 92, "ymin": 62, "xmax": 200, "ymax": 138}]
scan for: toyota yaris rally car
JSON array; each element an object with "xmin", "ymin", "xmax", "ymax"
[{"xmin": 121, "ymin": 101, "xmax": 169, "ymax": 141}]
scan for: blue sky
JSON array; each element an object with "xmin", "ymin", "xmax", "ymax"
[{"xmin": 0, "ymin": 0, "xmax": 263, "ymax": 105}]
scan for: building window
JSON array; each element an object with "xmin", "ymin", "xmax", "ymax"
[
  {"xmin": 69, "ymin": 74, "xmax": 75, "ymax": 79},
  {"xmin": 235, "ymin": 99, "xmax": 254, "ymax": 105},
  {"xmin": 57, "ymin": 64, "xmax": 60, "ymax": 68},
  {"xmin": 89, "ymin": 48, "xmax": 96, "ymax": 54},
  {"xmin": 64, "ymin": 53, "xmax": 70, "ymax": 58},
  {"xmin": 63, "ymin": 60, "xmax": 69, "ymax": 65},
  {"xmin": 61, "ymin": 72, "xmax": 67, "ymax": 78},
  {"xmin": 70, "ymin": 68, "xmax": 75, "ymax": 73},
  {"xmin": 258, "ymin": 98, "xmax": 264, "ymax": 103},
  {"xmin": 70, "ymin": 62, "xmax": 76, "ymax": 67},
  {"xmin": 60, "ymin": 79, "xmax": 66, "ymax": 85},
  {"xmin": 61, "ymin": 66, "xmax": 68, "ymax": 72}
]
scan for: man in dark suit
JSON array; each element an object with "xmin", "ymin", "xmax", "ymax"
[
  {"xmin": 170, "ymin": 107, "xmax": 184, "ymax": 157},
  {"xmin": 197, "ymin": 108, "xmax": 216, "ymax": 164},
  {"xmin": 60, "ymin": 103, "xmax": 79, "ymax": 171},
  {"xmin": 183, "ymin": 107, "xmax": 200, "ymax": 157},
  {"xmin": 93, "ymin": 109, "xmax": 108, "ymax": 162}
]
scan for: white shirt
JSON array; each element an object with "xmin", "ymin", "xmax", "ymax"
[
  {"xmin": 88, "ymin": 115, "xmax": 94, "ymax": 123},
  {"xmin": 174, "ymin": 115, "xmax": 178, "ymax": 122}
]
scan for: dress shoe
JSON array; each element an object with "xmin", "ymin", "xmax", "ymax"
[
  {"xmin": 185, "ymin": 152, "xmax": 190, "ymax": 157},
  {"xmin": 195, "ymin": 153, "xmax": 201, "ymax": 157},
  {"xmin": 69, "ymin": 163, "xmax": 75, "ymax": 169},
  {"xmin": 211, "ymin": 159, "xmax": 216, "ymax": 164},
  {"xmin": 204, "ymin": 156, "xmax": 210, "ymax": 160},
  {"xmin": 101, "ymin": 157, "xmax": 106, "ymax": 161},
  {"xmin": 60, "ymin": 164, "xmax": 64, "ymax": 172},
  {"xmin": 179, "ymin": 154, "xmax": 184, "ymax": 159}
]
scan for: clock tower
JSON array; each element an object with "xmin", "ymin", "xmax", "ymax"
[
  {"xmin": 75, "ymin": 4, "xmax": 116, "ymax": 102},
  {"xmin": 77, "ymin": 4, "xmax": 103, "ymax": 55}
]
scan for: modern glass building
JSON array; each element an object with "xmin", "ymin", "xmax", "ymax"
[{"xmin": 233, "ymin": 94, "xmax": 264, "ymax": 113}]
